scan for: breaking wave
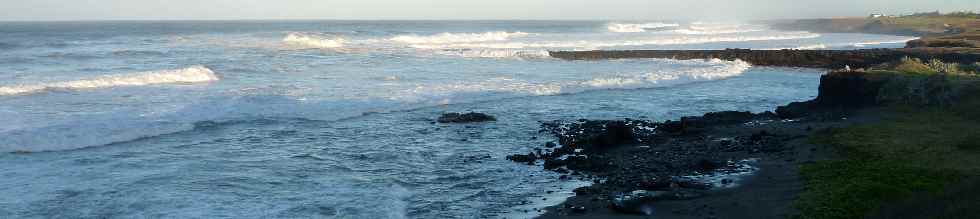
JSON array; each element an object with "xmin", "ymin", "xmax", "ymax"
[
  {"xmin": 409, "ymin": 32, "xmax": 821, "ymax": 50},
  {"xmin": 437, "ymin": 49, "xmax": 552, "ymax": 59},
  {"xmin": 0, "ymin": 59, "xmax": 752, "ymax": 153},
  {"xmin": 674, "ymin": 23, "xmax": 765, "ymax": 35},
  {"xmin": 850, "ymin": 38, "xmax": 917, "ymax": 48},
  {"xmin": 283, "ymin": 32, "xmax": 346, "ymax": 48},
  {"xmin": 390, "ymin": 31, "xmax": 530, "ymax": 44},
  {"xmin": 400, "ymin": 58, "xmax": 752, "ymax": 104},
  {"xmin": 763, "ymin": 44, "xmax": 829, "ymax": 50},
  {"xmin": 606, "ymin": 22, "xmax": 680, "ymax": 33},
  {"xmin": 582, "ymin": 59, "xmax": 752, "ymax": 88},
  {"xmin": 792, "ymin": 44, "xmax": 829, "ymax": 50},
  {"xmin": 0, "ymin": 66, "xmax": 219, "ymax": 96}
]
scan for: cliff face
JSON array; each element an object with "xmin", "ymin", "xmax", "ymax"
[
  {"xmin": 776, "ymin": 71, "xmax": 969, "ymax": 118},
  {"xmin": 549, "ymin": 49, "xmax": 980, "ymax": 69},
  {"xmin": 813, "ymin": 71, "xmax": 891, "ymax": 107}
]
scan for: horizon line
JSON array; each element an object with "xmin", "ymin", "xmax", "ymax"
[{"xmin": 0, "ymin": 16, "xmax": 870, "ymax": 23}]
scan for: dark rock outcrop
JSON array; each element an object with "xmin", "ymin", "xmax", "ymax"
[
  {"xmin": 548, "ymin": 48, "xmax": 980, "ymax": 69},
  {"xmin": 813, "ymin": 71, "xmax": 891, "ymax": 107},
  {"xmin": 437, "ymin": 112, "xmax": 497, "ymax": 123}
]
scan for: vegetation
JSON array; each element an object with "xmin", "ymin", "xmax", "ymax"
[
  {"xmin": 872, "ymin": 56, "xmax": 980, "ymax": 75},
  {"xmin": 906, "ymin": 11, "xmax": 979, "ymax": 19},
  {"xmin": 794, "ymin": 74, "xmax": 980, "ymax": 219},
  {"xmin": 774, "ymin": 11, "xmax": 980, "ymax": 219}
]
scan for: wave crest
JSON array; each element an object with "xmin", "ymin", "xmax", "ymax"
[
  {"xmin": 390, "ymin": 31, "xmax": 529, "ymax": 44},
  {"xmin": 850, "ymin": 38, "xmax": 917, "ymax": 48},
  {"xmin": 410, "ymin": 32, "xmax": 821, "ymax": 50},
  {"xmin": 439, "ymin": 49, "xmax": 552, "ymax": 59},
  {"xmin": 0, "ymin": 66, "xmax": 219, "ymax": 96},
  {"xmin": 583, "ymin": 59, "xmax": 752, "ymax": 88},
  {"xmin": 607, "ymin": 22, "xmax": 680, "ymax": 33},
  {"xmin": 283, "ymin": 33, "xmax": 346, "ymax": 48},
  {"xmin": 674, "ymin": 23, "xmax": 765, "ymax": 35}
]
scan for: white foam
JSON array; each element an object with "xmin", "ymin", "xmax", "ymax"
[
  {"xmin": 402, "ymin": 77, "xmax": 564, "ymax": 105},
  {"xmin": 410, "ymin": 32, "xmax": 821, "ymax": 50},
  {"xmin": 0, "ymin": 66, "xmax": 219, "ymax": 96},
  {"xmin": 850, "ymin": 38, "xmax": 918, "ymax": 47},
  {"xmin": 401, "ymin": 59, "xmax": 751, "ymax": 104},
  {"xmin": 390, "ymin": 31, "xmax": 530, "ymax": 44},
  {"xmin": 582, "ymin": 59, "xmax": 752, "ymax": 88},
  {"xmin": 763, "ymin": 44, "xmax": 829, "ymax": 50},
  {"xmin": 606, "ymin": 22, "xmax": 680, "ymax": 33},
  {"xmin": 439, "ymin": 49, "xmax": 552, "ymax": 59},
  {"xmin": 0, "ymin": 59, "xmax": 752, "ymax": 153},
  {"xmin": 283, "ymin": 32, "xmax": 346, "ymax": 49},
  {"xmin": 792, "ymin": 44, "xmax": 829, "ymax": 50},
  {"xmin": 674, "ymin": 23, "xmax": 765, "ymax": 35}
]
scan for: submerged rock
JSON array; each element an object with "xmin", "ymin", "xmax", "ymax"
[{"xmin": 437, "ymin": 112, "xmax": 497, "ymax": 123}]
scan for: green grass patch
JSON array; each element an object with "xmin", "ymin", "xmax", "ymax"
[
  {"xmin": 795, "ymin": 160, "xmax": 957, "ymax": 219},
  {"xmin": 795, "ymin": 102, "xmax": 980, "ymax": 219}
]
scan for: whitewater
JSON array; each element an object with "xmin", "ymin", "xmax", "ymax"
[{"xmin": 0, "ymin": 20, "xmax": 915, "ymax": 218}]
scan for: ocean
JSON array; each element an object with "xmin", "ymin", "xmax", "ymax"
[{"xmin": 0, "ymin": 20, "xmax": 911, "ymax": 218}]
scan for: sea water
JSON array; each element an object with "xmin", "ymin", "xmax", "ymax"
[{"xmin": 0, "ymin": 20, "xmax": 909, "ymax": 218}]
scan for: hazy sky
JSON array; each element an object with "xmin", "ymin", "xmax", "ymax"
[{"xmin": 1, "ymin": 0, "xmax": 977, "ymax": 21}]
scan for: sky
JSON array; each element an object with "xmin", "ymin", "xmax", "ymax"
[{"xmin": 0, "ymin": 0, "xmax": 977, "ymax": 21}]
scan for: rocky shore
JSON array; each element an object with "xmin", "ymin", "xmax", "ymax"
[
  {"xmin": 503, "ymin": 70, "xmax": 901, "ymax": 218},
  {"xmin": 519, "ymin": 14, "xmax": 980, "ymax": 218},
  {"xmin": 503, "ymin": 59, "xmax": 980, "ymax": 218}
]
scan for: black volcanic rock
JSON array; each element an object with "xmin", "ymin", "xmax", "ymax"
[
  {"xmin": 776, "ymin": 101, "xmax": 815, "ymax": 119},
  {"xmin": 437, "ymin": 112, "xmax": 497, "ymax": 123},
  {"xmin": 548, "ymin": 49, "xmax": 980, "ymax": 69}
]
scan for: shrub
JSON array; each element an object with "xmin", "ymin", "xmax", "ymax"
[
  {"xmin": 893, "ymin": 57, "xmax": 937, "ymax": 74},
  {"xmin": 927, "ymin": 59, "xmax": 960, "ymax": 74}
]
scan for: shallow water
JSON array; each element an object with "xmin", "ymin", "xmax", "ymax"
[{"xmin": 0, "ymin": 20, "xmax": 901, "ymax": 218}]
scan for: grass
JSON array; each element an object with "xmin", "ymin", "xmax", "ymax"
[
  {"xmin": 873, "ymin": 57, "xmax": 979, "ymax": 75},
  {"xmin": 791, "ymin": 14, "xmax": 980, "ymax": 218},
  {"xmin": 794, "ymin": 82, "xmax": 980, "ymax": 219}
]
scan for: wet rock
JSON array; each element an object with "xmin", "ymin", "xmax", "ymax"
[
  {"xmin": 549, "ymin": 49, "xmax": 980, "ymax": 70},
  {"xmin": 750, "ymin": 131, "xmax": 769, "ymax": 142},
  {"xmin": 673, "ymin": 180, "xmax": 712, "ymax": 190},
  {"xmin": 776, "ymin": 101, "xmax": 814, "ymax": 119},
  {"xmin": 545, "ymin": 142, "xmax": 557, "ymax": 148},
  {"xmin": 506, "ymin": 153, "xmax": 537, "ymax": 164},
  {"xmin": 637, "ymin": 177, "xmax": 673, "ymax": 190},
  {"xmin": 660, "ymin": 120, "xmax": 684, "ymax": 133},
  {"xmin": 695, "ymin": 159, "xmax": 724, "ymax": 172},
  {"xmin": 437, "ymin": 112, "xmax": 497, "ymax": 123},
  {"xmin": 721, "ymin": 179, "xmax": 734, "ymax": 185},
  {"xmin": 611, "ymin": 190, "xmax": 705, "ymax": 215},
  {"xmin": 701, "ymin": 111, "xmax": 755, "ymax": 124}
]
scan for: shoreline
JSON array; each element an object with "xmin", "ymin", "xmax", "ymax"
[
  {"xmin": 511, "ymin": 68, "xmax": 975, "ymax": 218},
  {"xmin": 513, "ymin": 14, "xmax": 980, "ymax": 219}
]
